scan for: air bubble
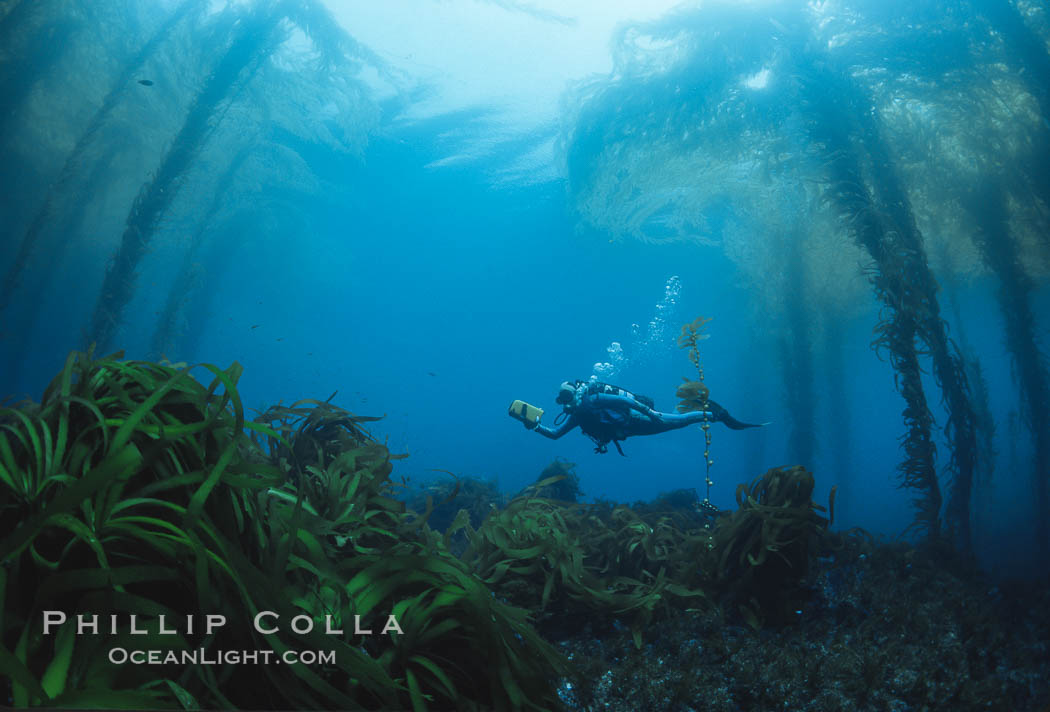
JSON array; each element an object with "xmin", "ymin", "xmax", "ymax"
[{"xmin": 590, "ymin": 276, "xmax": 683, "ymax": 380}]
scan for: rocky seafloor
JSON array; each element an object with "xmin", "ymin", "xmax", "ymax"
[{"xmin": 546, "ymin": 538, "xmax": 1050, "ymax": 712}]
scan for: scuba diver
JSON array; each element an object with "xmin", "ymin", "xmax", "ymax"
[{"xmin": 511, "ymin": 380, "xmax": 766, "ymax": 455}]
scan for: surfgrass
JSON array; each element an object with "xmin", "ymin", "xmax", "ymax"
[{"xmin": 0, "ymin": 350, "xmax": 569, "ymax": 710}]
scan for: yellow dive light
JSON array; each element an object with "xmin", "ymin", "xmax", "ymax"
[{"xmin": 508, "ymin": 400, "xmax": 543, "ymax": 427}]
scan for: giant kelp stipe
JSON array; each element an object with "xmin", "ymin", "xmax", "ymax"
[
  {"xmin": 1, "ymin": 0, "xmax": 1049, "ymax": 709},
  {"xmin": 561, "ymin": 1, "xmax": 1047, "ymax": 555},
  {"xmin": 86, "ymin": 2, "xmax": 289, "ymax": 352},
  {"xmin": 0, "ymin": 0, "xmax": 204, "ymax": 317},
  {"xmin": 965, "ymin": 180, "xmax": 1050, "ymax": 560},
  {"xmin": 150, "ymin": 145, "xmax": 253, "ymax": 359},
  {"xmin": 795, "ymin": 52, "xmax": 972, "ymax": 544}
]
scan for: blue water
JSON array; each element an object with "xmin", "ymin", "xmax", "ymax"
[{"xmin": 1, "ymin": 0, "xmax": 1048, "ymax": 579}]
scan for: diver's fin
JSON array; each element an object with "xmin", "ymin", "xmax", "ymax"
[
  {"xmin": 707, "ymin": 399, "xmax": 765, "ymax": 430},
  {"xmin": 723, "ymin": 417, "xmax": 764, "ymax": 430}
]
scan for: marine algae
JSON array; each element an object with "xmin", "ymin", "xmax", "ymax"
[
  {"xmin": 712, "ymin": 465, "xmax": 836, "ymax": 627},
  {"xmin": 0, "ymin": 351, "xmax": 567, "ymax": 711},
  {"xmin": 2, "ymin": 351, "xmax": 850, "ymax": 711}
]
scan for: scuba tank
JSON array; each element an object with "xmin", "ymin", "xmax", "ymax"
[
  {"xmin": 560, "ymin": 379, "xmax": 656, "ymax": 456},
  {"xmin": 581, "ymin": 380, "xmax": 656, "ymax": 411}
]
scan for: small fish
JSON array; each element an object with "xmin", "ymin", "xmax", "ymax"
[
  {"xmin": 137, "ymin": 79, "xmax": 154, "ymax": 86},
  {"xmin": 276, "ymin": 338, "xmax": 283, "ymax": 342},
  {"xmin": 250, "ymin": 324, "xmax": 259, "ymax": 329},
  {"xmin": 428, "ymin": 371, "xmax": 437, "ymax": 377}
]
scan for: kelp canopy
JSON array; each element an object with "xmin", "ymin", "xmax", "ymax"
[
  {"xmin": 0, "ymin": 0, "xmax": 387, "ymax": 374},
  {"xmin": 561, "ymin": 0, "xmax": 1050, "ymax": 557}
]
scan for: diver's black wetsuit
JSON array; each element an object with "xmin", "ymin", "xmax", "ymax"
[{"xmin": 533, "ymin": 388, "xmax": 761, "ymax": 453}]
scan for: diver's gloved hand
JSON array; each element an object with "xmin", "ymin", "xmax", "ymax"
[{"xmin": 524, "ymin": 418, "xmax": 538, "ymax": 430}]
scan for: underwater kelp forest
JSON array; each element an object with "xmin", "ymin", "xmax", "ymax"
[{"xmin": 1, "ymin": 0, "xmax": 1049, "ymax": 710}]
